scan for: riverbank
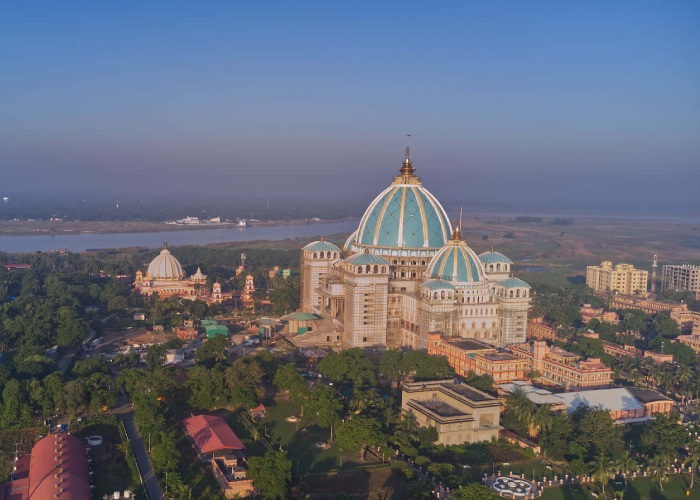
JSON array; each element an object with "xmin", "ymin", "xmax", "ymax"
[{"xmin": 0, "ymin": 217, "xmax": 355, "ymax": 236}]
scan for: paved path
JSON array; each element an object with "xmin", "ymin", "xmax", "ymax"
[{"xmin": 115, "ymin": 402, "xmax": 164, "ymax": 500}]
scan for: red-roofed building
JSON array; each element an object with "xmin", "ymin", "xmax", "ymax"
[
  {"xmin": 1, "ymin": 433, "xmax": 90, "ymax": 500},
  {"xmin": 183, "ymin": 415, "xmax": 245, "ymax": 455},
  {"xmin": 183, "ymin": 415, "xmax": 254, "ymax": 498}
]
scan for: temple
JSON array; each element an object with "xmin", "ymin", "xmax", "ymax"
[{"xmin": 298, "ymin": 150, "xmax": 531, "ymax": 349}]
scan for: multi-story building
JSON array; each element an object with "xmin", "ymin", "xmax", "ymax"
[
  {"xmin": 580, "ymin": 304, "xmax": 619, "ymax": 323},
  {"xmin": 677, "ymin": 334, "xmax": 700, "ymax": 354},
  {"xmin": 508, "ymin": 341, "xmax": 613, "ymax": 390},
  {"xmin": 298, "ymin": 149, "xmax": 531, "ymax": 350},
  {"xmin": 526, "ymin": 317, "xmax": 559, "ymax": 341},
  {"xmin": 427, "ymin": 333, "xmax": 527, "ymax": 383},
  {"xmin": 402, "ymin": 379, "xmax": 501, "ymax": 445},
  {"xmin": 586, "ymin": 261, "xmax": 648, "ymax": 295},
  {"xmin": 600, "ymin": 340, "xmax": 674, "ymax": 364},
  {"xmin": 662, "ymin": 264, "xmax": 700, "ymax": 293}
]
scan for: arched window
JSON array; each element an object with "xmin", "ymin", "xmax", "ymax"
[
  {"xmin": 313, "ymin": 253, "xmax": 318, "ymax": 259},
  {"xmin": 365, "ymin": 265, "xmax": 371, "ymax": 273},
  {"xmin": 509, "ymin": 290, "xmax": 513, "ymax": 297},
  {"xmin": 421, "ymin": 260, "xmax": 426, "ymax": 265},
  {"xmin": 392, "ymin": 259, "xmax": 398, "ymax": 265},
  {"xmin": 441, "ymin": 291, "xmax": 445, "ymax": 299},
  {"xmin": 496, "ymin": 263, "xmax": 501, "ymax": 271},
  {"xmin": 358, "ymin": 267, "xmax": 362, "ymax": 274},
  {"xmin": 516, "ymin": 289, "xmax": 521, "ymax": 297},
  {"xmin": 373, "ymin": 265, "xmax": 379, "ymax": 273},
  {"xmin": 489, "ymin": 264, "xmax": 494, "ymax": 271},
  {"xmin": 434, "ymin": 292, "xmax": 438, "ymax": 299},
  {"xmin": 411, "ymin": 260, "xmax": 416, "ymax": 266},
  {"xmin": 401, "ymin": 260, "xmax": 406, "ymax": 265},
  {"xmin": 382, "ymin": 266, "xmax": 387, "ymax": 273}
]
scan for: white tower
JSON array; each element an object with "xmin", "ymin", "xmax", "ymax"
[{"xmin": 651, "ymin": 254, "xmax": 658, "ymax": 294}]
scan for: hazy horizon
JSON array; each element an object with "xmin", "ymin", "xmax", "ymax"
[{"xmin": 2, "ymin": 2, "xmax": 698, "ymax": 208}]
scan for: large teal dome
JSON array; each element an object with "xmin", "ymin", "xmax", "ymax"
[
  {"xmin": 427, "ymin": 230, "xmax": 486, "ymax": 283},
  {"xmin": 355, "ymin": 150, "xmax": 451, "ymax": 252}
]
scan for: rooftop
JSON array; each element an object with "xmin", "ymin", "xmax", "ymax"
[
  {"xmin": 415, "ymin": 399, "xmax": 466, "ymax": 417},
  {"xmin": 442, "ymin": 382, "xmax": 496, "ymax": 402},
  {"xmin": 183, "ymin": 414, "xmax": 245, "ymax": 454},
  {"xmin": 445, "ymin": 338, "xmax": 494, "ymax": 351}
]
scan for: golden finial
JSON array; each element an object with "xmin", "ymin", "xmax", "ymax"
[
  {"xmin": 398, "ymin": 146, "xmax": 416, "ymax": 176},
  {"xmin": 452, "ymin": 223, "xmax": 462, "ymax": 241},
  {"xmin": 491, "ymin": 245, "xmax": 494, "ymax": 252}
]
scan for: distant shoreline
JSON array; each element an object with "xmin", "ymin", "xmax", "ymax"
[{"xmin": 0, "ymin": 218, "xmax": 355, "ymax": 236}]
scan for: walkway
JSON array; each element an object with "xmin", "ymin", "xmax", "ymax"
[{"xmin": 114, "ymin": 402, "xmax": 164, "ymax": 500}]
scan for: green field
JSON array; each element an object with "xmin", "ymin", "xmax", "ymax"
[{"xmin": 541, "ymin": 474, "xmax": 700, "ymax": 500}]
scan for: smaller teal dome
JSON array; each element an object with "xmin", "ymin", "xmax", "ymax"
[
  {"xmin": 345, "ymin": 252, "xmax": 390, "ymax": 266},
  {"xmin": 427, "ymin": 236, "xmax": 485, "ymax": 283},
  {"xmin": 478, "ymin": 249, "xmax": 513, "ymax": 265},
  {"xmin": 303, "ymin": 240, "xmax": 341, "ymax": 253},
  {"xmin": 420, "ymin": 279, "xmax": 456, "ymax": 291},
  {"xmin": 497, "ymin": 277, "xmax": 530, "ymax": 289}
]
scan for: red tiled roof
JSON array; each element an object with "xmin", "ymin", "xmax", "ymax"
[
  {"xmin": 28, "ymin": 433, "xmax": 90, "ymax": 500},
  {"xmin": 183, "ymin": 415, "xmax": 245, "ymax": 454},
  {"xmin": 250, "ymin": 404, "xmax": 265, "ymax": 412}
]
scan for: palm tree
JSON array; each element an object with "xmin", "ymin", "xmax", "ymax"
[
  {"xmin": 675, "ymin": 365, "xmax": 693, "ymax": 401},
  {"xmin": 684, "ymin": 440, "xmax": 700, "ymax": 489},
  {"xmin": 393, "ymin": 410, "xmax": 419, "ymax": 449},
  {"xmin": 531, "ymin": 404, "xmax": 553, "ymax": 438},
  {"xmin": 616, "ymin": 451, "xmax": 637, "ymax": 491},
  {"xmin": 648, "ymin": 455, "xmax": 670, "ymax": 492},
  {"xmin": 589, "ymin": 456, "xmax": 616, "ymax": 498}
]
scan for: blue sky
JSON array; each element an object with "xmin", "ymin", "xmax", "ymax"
[{"xmin": 1, "ymin": 1, "xmax": 698, "ymax": 208}]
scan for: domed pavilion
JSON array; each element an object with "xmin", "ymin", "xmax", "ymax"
[{"xmin": 134, "ymin": 240, "xmax": 210, "ymax": 300}]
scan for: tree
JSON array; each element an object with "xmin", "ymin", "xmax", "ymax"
[
  {"xmin": 247, "ymin": 449, "xmax": 292, "ymax": 499},
  {"xmin": 576, "ymin": 408, "xmax": 620, "ymax": 459},
  {"xmin": 186, "ymin": 365, "xmax": 227, "ymax": 410},
  {"xmin": 648, "ymin": 455, "xmax": 670, "ymax": 492},
  {"xmin": 195, "ymin": 334, "xmax": 229, "ymax": 366},
  {"xmin": 150, "ymin": 430, "xmax": 180, "ymax": 472},
  {"xmin": 379, "ymin": 349, "xmax": 403, "ymax": 387},
  {"xmin": 225, "ymin": 358, "xmax": 265, "ymax": 409},
  {"xmin": 318, "ymin": 349, "xmax": 376, "ymax": 388},
  {"xmin": 684, "ymin": 440, "xmax": 700, "ymax": 490},
  {"xmin": 336, "ymin": 416, "xmax": 382, "ymax": 459},
  {"xmin": 274, "ymin": 363, "xmax": 304, "ymax": 392},
  {"xmin": 393, "ymin": 410, "xmax": 419, "ymax": 450},
  {"xmin": 641, "ymin": 413, "xmax": 686, "ymax": 457},
  {"xmin": 589, "ymin": 456, "xmax": 615, "ymax": 498},
  {"xmin": 308, "ymin": 386, "xmax": 343, "ymax": 441},
  {"xmin": 615, "ymin": 451, "xmax": 637, "ymax": 491},
  {"xmin": 452, "ymin": 483, "xmax": 497, "ymax": 499},
  {"xmin": 530, "ymin": 404, "xmax": 553, "ymax": 438}
]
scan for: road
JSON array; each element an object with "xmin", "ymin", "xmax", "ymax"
[{"xmin": 113, "ymin": 401, "xmax": 165, "ymax": 500}]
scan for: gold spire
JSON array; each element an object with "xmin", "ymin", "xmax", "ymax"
[
  {"xmin": 452, "ymin": 224, "xmax": 462, "ymax": 241},
  {"xmin": 491, "ymin": 245, "xmax": 494, "ymax": 252},
  {"xmin": 398, "ymin": 146, "xmax": 416, "ymax": 176}
]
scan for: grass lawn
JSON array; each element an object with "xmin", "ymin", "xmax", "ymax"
[
  {"xmin": 74, "ymin": 418, "xmax": 142, "ymax": 498},
  {"xmin": 541, "ymin": 474, "xmax": 700, "ymax": 500}
]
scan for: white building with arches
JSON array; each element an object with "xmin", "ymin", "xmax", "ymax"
[{"xmin": 299, "ymin": 149, "xmax": 531, "ymax": 349}]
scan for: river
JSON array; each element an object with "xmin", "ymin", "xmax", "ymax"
[{"xmin": 0, "ymin": 220, "xmax": 359, "ymax": 253}]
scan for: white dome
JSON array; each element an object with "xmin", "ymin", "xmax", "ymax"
[{"xmin": 147, "ymin": 241, "xmax": 185, "ymax": 280}]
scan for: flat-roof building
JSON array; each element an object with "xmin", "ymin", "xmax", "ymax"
[
  {"xmin": 662, "ymin": 264, "xmax": 700, "ymax": 293},
  {"xmin": 586, "ymin": 261, "xmax": 648, "ymax": 295},
  {"xmin": 427, "ymin": 333, "xmax": 527, "ymax": 383},
  {"xmin": 401, "ymin": 379, "xmax": 501, "ymax": 446}
]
